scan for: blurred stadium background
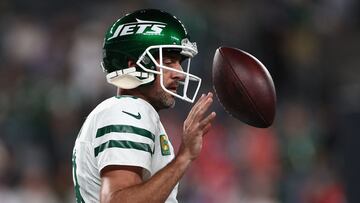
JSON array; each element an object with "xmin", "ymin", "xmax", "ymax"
[{"xmin": 1, "ymin": 0, "xmax": 360, "ymax": 202}]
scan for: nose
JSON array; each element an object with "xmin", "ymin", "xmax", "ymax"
[{"xmin": 171, "ymin": 61, "xmax": 186, "ymax": 81}]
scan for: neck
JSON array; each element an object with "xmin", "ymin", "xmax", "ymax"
[{"xmin": 117, "ymin": 88, "xmax": 161, "ymax": 112}]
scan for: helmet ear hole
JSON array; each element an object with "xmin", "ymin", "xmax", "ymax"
[
  {"xmin": 141, "ymin": 56, "xmax": 151, "ymax": 65},
  {"xmin": 138, "ymin": 51, "xmax": 158, "ymax": 71},
  {"xmin": 127, "ymin": 58, "xmax": 137, "ymax": 68},
  {"xmin": 138, "ymin": 59, "xmax": 156, "ymax": 71}
]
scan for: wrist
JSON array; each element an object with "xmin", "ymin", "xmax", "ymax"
[{"xmin": 174, "ymin": 153, "xmax": 192, "ymax": 170}]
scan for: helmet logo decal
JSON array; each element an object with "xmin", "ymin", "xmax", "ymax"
[{"xmin": 108, "ymin": 19, "xmax": 167, "ymax": 40}]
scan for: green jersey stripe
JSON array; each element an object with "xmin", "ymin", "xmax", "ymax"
[
  {"xmin": 96, "ymin": 125, "xmax": 155, "ymax": 142},
  {"xmin": 94, "ymin": 140, "xmax": 153, "ymax": 157}
]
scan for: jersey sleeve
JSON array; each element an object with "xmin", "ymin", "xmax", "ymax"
[{"xmin": 92, "ymin": 99, "xmax": 157, "ymax": 174}]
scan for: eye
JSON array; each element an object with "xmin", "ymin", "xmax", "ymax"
[
  {"xmin": 163, "ymin": 59, "xmax": 172, "ymax": 64},
  {"xmin": 163, "ymin": 58, "xmax": 173, "ymax": 65}
]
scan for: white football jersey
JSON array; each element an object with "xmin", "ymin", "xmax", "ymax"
[{"xmin": 72, "ymin": 96, "xmax": 178, "ymax": 203}]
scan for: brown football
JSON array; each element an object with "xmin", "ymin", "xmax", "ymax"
[{"xmin": 212, "ymin": 47, "xmax": 276, "ymax": 128}]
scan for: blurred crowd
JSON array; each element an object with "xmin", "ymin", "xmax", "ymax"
[{"xmin": 1, "ymin": 0, "xmax": 359, "ymax": 202}]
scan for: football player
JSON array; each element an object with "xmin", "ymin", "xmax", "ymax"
[{"xmin": 72, "ymin": 9, "xmax": 216, "ymax": 203}]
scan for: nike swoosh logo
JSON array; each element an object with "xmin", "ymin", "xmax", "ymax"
[{"xmin": 122, "ymin": 110, "xmax": 141, "ymax": 120}]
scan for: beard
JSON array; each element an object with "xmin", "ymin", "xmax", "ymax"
[
  {"xmin": 157, "ymin": 87, "xmax": 176, "ymax": 109},
  {"xmin": 138, "ymin": 75, "xmax": 177, "ymax": 111}
]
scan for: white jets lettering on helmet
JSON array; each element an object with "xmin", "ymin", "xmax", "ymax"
[{"xmin": 108, "ymin": 19, "xmax": 167, "ymax": 40}]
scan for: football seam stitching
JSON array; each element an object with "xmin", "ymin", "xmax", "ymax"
[{"xmin": 219, "ymin": 49, "xmax": 268, "ymax": 126}]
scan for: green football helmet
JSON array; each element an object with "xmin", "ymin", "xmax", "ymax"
[{"xmin": 102, "ymin": 9, "xmax": 201, "ymax": 103}]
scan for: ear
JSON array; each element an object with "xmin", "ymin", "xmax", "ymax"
[{"xmin": 128, "ymin": 59, "xmax": 136, "ymax": 68}]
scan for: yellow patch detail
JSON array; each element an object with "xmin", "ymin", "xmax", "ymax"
[{"xmin": 160, "ymin": 134, "xmax": 171, "ymax": 156}]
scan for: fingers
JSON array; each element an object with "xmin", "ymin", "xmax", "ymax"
[
  {"xmin": 195, "ymin": 92, "xmax": 212, "ymax": 109},
  {"xmin": 189, "ymin": 93, "xmax": 207, "ymax": 114},
  {"xmin": 198, "ymin": 93, "xmax": 213, "ymax": 116},
  {"xmin": 200, "ymin": 112, "xmax": 216, "ymax": 129},
  {"xmin": 192, "ymin": 92, "xmax": 213, "ymax": 117},
  {"xmin": 184, "ymin": 92, "xmax": 216, "ymax": 136},
  {"xmin": 187, "ymin": 92, "xmax": 212, "ymax": 122},
  {"xmin": 194, "ymin": 93, "xmax": 214, "ymax": 122},
  {"xmin": 201, "ymin": 112, "xmax": 216, "ymax": 135},
  {"xmin": 203, "ymin": 123, "xmax": 212, "ymax": 135}
]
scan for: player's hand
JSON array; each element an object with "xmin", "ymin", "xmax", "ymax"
[{"xmin": 178, "ymin": 92, "xmax": 216, "ymax": 161}]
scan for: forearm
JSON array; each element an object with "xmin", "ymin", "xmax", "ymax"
[{"xmin": 103, "ymin": 155, "xmax": 191, "ymax": 203}]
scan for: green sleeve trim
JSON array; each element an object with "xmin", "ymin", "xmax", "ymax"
[
  {"xmin": 94, "ymin": 140, "xmax": 153, "ymax": 157},
  {"xmin": 96, "ymin": 125, "xmax": 155, "ymax": 142}
]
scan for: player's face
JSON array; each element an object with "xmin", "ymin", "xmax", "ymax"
[{"xmin": 152, "ymin": 52, "xmax": 185, "ymax": 110}]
